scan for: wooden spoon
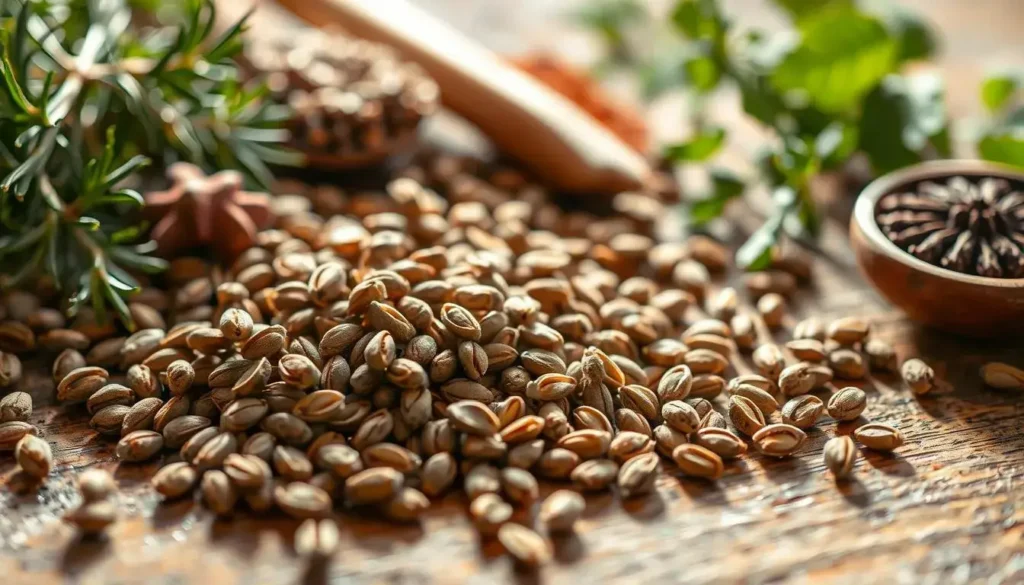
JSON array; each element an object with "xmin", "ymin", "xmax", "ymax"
[{"xmin": 273, "ymin": 0, "xmax": 653, "ymax": 194}]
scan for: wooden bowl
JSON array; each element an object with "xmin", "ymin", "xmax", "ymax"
[{"xmin": 850, "ymin": 160, "xmax": 1024, "ymax": 337}]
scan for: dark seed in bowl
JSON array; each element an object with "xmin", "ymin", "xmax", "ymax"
[{"xmin": 876, "ymin": 175, "xmax": 1024, "ymax": 278}]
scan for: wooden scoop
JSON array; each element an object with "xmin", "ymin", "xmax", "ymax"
[{"xmin": 273, "ymin": 0, "xmax": 653, "ymax": 194}]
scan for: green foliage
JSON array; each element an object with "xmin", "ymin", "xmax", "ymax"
[
  {"xmin": 859, "ymin": 72, "xmax": 950, "ymax": 174},
  {"xmin": 770, "ymin": 7, "xmax": 897, "ymax": 114},
  {"xmin": 575, "ymin": 0, "xmax": 950, "ymax": 270},
  {"xmin": 976, "ymin": 73, "xmax": 1024, "ymax": 169},
  {"xmin": 663, "ymin": 126, "xmax": 726, "ymax": 162},
  {"xmin": 0, "ymin": 0, "xmax": 294, "ymax": 327},
  {"xmin": 981, "ymin": 75, "xmax": 1018, "ymax": 113},
  {"xmin": 569, "ymin": 0, "xmax": 646, "ymax": 71},
  {"xmin": 687, "ymin": 169, "xmax": 745, "ymax": 226}
]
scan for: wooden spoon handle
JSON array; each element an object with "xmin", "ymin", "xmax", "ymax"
[{"xmin": 274, "ymin": 0, "xmax": 652, "ymax": 194}]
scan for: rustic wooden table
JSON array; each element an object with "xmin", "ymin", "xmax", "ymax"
[{"xmin": 3, "ymin": 2, "xmax": 1024, "ymax": 584}]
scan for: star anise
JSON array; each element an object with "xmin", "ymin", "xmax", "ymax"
[
  {"xmin": 877, "ymin": 176, "xmax": 1024, "ymax": 278},
  {"xmin": 144, "ymin": 163, "xmax": 275, "ymax": 262}
]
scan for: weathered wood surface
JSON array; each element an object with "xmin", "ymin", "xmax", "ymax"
[{"xmin": 3, "ymin": 2, "xmax": 1024, "ymax": 584}]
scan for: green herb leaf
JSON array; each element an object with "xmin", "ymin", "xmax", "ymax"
[
  {"xmin": 870, "ymin": 3, "xmax": 938, "ymax": 63},
  {"xmin": 859, "ymin": 71, "xmax": 949, "ymax": 174},
  {"xmin": 672, "ymin": 0, "xmax": 726, "ymax": 41},
  {"xmin": 688, "ymin": 168, "xmax": 745, "ymax": 225},
  {"xmin": 684, "ymin": 53, "xmax": 721, "ymax": 93},
  {"xmin": 814, "ymin": 121, "xmax": 858, "ymax": 169},
  {"xmin": 978, "ymin": 123, "xmax": 1024, "ymax": 169},
  {"xmin": 736, "ymin": 209, "xmax": 785, "ymax": 271},
  {"xmin": 981, "ymin": 74, "xmax": 1019, "ymax": 113},
  {"xmin": 771, "ymin": 6, "xmax": 897, "ymax": 114},
  {"xmin": 772, "ymin": 0, "xmax": 851, "ymax": 20},
  {"xmin": 664, "ymin": 126, "xmax": 726, "ymax": 162}
]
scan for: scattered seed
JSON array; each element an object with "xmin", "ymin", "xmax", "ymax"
[
  {"xmin": 823, "ymin": 436, "xmax": 857, "ymax": 479},
  {"xmin": 853, "ymin": 423, "xmax": 905, "ymax": 451}
]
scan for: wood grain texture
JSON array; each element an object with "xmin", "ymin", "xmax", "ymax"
[{"xmin": 3, "ymin": 2, "xmax": 1024, "ymax": 584}]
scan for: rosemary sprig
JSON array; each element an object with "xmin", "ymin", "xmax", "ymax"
[{"xmin": 0, "ymin": 0, "xmax": 296, "ymax": 328}]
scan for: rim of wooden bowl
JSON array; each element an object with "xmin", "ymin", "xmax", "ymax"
[{"xmin": 854, "ymin": 159, "xmax": 1024, "ymax": 288}]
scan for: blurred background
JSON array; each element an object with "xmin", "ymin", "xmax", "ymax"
[{"xmin": 410, "ymin": 0, "xmax": 1024, "ymax": 147}]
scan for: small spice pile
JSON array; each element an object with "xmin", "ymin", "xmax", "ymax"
[
  {"xmin": 0, "ymin": 154, "xmax": 932, "ymax": 569},
  {"xmin": 512, "ymin": 54, "xmax": 649, "ymax": 154},
  {"xmin": 242, "ymin": 31, "xmax": 440, "ymax": 168},
  {"xmin": 876, "ymin": 175, "xmax": 1024, "ymax": 278}
]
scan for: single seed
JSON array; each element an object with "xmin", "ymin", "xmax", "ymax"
[
  {"xmin": 345, "ymin": 467, "xmax": 404, "ymax": 505},
  {"xmin": 195, "ymin": 432, "xmax": 239, "ymax": 471},
  {"xmin": 608, "ymin": 431, "xmax": 654, "ymax": 463},
  {"xmin": 116, "ymin": 430, "xmax": 164, "ymax": 462},
  {"xmin": 383, "ymin": 487, "xmax": 430, "ymax": 522},
  {"xmin": 446, "ymin": 400, "xmax": 500, "ymax": 436},
  {"xmin": 901, "ymin": 359, "xmax": 935, "ymax": 395},
  {"xmin": 785, "ymin": 339, "xmax": 826, "ymax": 362},
  {"xmin": 275, "ymin": 481, "xmax": 333, "ymax": 519},
  {"xmin": 78, "ymin": 468, "xmax": 116, "ymax": 502},
  {"xmin": 616, "ymin": 452, "xmax": 660, "ymax": 498},
  {"xmin": 728, "ymin": 395, "xmax": 766, "ymax": 437},
  {"xmin": 752, "ymin": 344, "xmax": 785, "ymax": 379},
  {"xmin": 536, "ymin": 448, "xmax": 580, "ymax": 480},
  {"xmin": 470, "ymin": 493, "xmax": 512, "ymax": 535},
  {"xmin": 500, "ymin": 467, "xmax": 540, "ymax": 505},
  {"xmin": 672, "ymin": 444, "xmax": 724, "ymax": 480},
  {"xmin": 219, "ymin": 308, "xmax": 254, "ymax": 341},
  {"xmin": 656, "ymin": 364, "xmax": 692, "ymax": 402},
  {"xmin": 86, "ymin": 383, "xmax": 135, "ymax": 415},
  {"xmin": 823, "ymin": 436, "xmax": 857, "ymax": 479},
  {"xmin": 162, "ymin": 415, "xmax": 212, "ymax": 449},
  {"xmin": 164, "ymin": 360, "xmax": 195, "ymax": 396},
  {"xmin": 224, "ymin": 453, "xmax": 272, "ymax": 490},
  {"xmin": 792, "ymin": 317, "xmax": 824, "ymax": 341},
  {"xmin": 730, "ymin": 313, "xmax": 756, "ymax": 350},
  {"xmin": 661, "ymin": 400, "xmax": 701, "ymax": 434},
  {"xmin": 854, "ymin": 423, "xmax": 905, "ymax": 451},
  {"xmin": 15, "ymin": 434, "xmax": 52, "ymax": 478},
  {"xmin": 0, "ymin": 391, "xmax": 32, "ymax": 423},
  {"xmin": 781, "ymin": 394, "xmax": 825, "ymax": 429},
  {"xmin": 864, "ymin": 339, "xmax": 898, "ymax": 372},
  {"xmin": 829, "ymin": 349, "xmax": 866, "ymax": 379},
  {"xmin": 827, "ymin": 387, "xmax": 867, "ymax": 421},
  {"xmin": 294, "ymin": 519, "xmax": 340, "ymax": 558},
  {"xmin": 498, "ymin": 523, "xmax": 551, "ymax": 568},
  {"xmin": 65, "ymin": 500, "xmax": 117, "ymax": 535},
  {"xmin": 121, "ymin": 397, "xmax": 163, "ymax": 436},
  {"xmin": 557, "ymin": 429, "xmax": 612, "ymax": 460},
  {"xmin": 757, "ymin": 293, "xmax": 786, "ymax": 328},
  {"xmin": 57, "ymin": 366, "xmax": 109, "ymax": 403},
  {"xmin": 420, "ymin": 452, "xmax": 458, "ymax": 497},
  {"xmin": 201, "ymin": 469, "xmax": 239, "ymax": 516},
  {"xmin": 539, "ymin": 489, "xmax": 584, "ymax": 533},
  {"xmin": 729, "ymin": 383, "xmax": 779, "ymax": 415},
  {"xmin": 752, "ymin": 423, "xmax": 807, "ymax": 457},
  {"xmin": 180, "ymin": 426, "xmax": 220, "ymax": 463},
  {"xmin": 90, "ymin": 405, "xmax": 131, "ymax": 436},
  {"xmin": 827, "ymin": 317, "xmax": 870, "ymax": 345},
  {"xmin": 0, "ymin": 420, "xmax": 37, "ymax": 450},
  {"xmin": 692, "ymin": 427, "xmax": 747, "ymax": 459},
  {"xmin": 152, "ymin": 462, "xmax": 198, "ymax": 499},
  {"xmin": 653, "ymin": 424, "xmax": 688, "ymax": 458}
]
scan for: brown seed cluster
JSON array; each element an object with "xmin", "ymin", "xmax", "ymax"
[
  {"xmin": 242, "ymin": 32, "xmax": 439, "ymax": 168},
  {"xmin": 0, "ymin": 155, "xmax": 922, "ymax": 566}
]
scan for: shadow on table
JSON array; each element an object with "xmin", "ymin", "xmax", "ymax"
[{"xmin": 58, "ymin": 533, "xmax": 109, "ymax": 577}]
